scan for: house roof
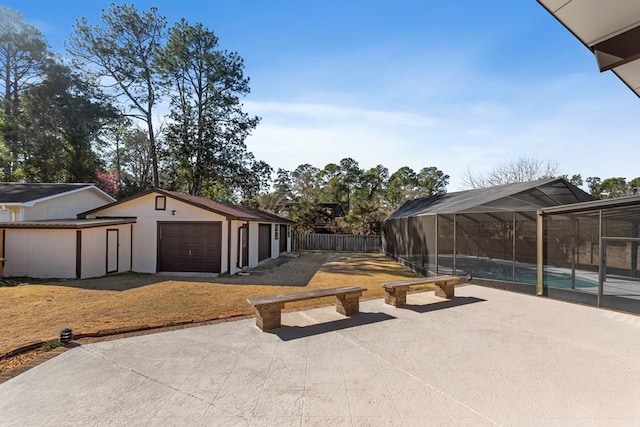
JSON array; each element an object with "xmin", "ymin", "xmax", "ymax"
[
  {"xmin": 0, "ymin": 183, "xmax": 114, "ymax": 205},
  {"xmin": 537, "ymin": 0, "xmax": 640, "ymax": 98},
  {"xmin": 388, "ymin": 178, "xmax": 594, "ymax": 219},
  {"xmin": 0, "ymin": 218, "xmax": 136, "ymax": 229},
  {"xmin": 80, "ymin": 188, "xmax": 294, "ymax": 224}
]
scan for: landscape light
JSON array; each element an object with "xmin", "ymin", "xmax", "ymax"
[{"xmin": 59, "ymin": 328, "xmax": 73, "ymax": 344}]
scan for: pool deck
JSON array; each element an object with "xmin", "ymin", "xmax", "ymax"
[{"xmin": 1, "ymin": 284, "xmax": 639, "ymax": 426}]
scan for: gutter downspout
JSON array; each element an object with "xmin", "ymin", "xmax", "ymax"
[{"xmin": 227, "ymin": 219, "xmax": 232, "ymax": 274}]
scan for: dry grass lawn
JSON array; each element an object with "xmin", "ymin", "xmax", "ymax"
[{"xmin": 0, "ymin": 252, "xmax": 421, "ymax": 357}]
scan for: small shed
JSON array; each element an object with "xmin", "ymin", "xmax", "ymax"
[{"xmin": 0, "ymin": 218, "xmax": 134, "ymax": 279}]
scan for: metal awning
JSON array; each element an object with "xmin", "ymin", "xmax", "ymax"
[{"xmin": 538, "ymin": 0, "xmax": 640, "ymax": 98}]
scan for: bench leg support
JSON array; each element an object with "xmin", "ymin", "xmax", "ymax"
[
  {"xmin": 336, "ymin": 292, "xmax": 362, "ymax": 316},
  {"xmin": 383, "ymin": 287, "xmax": 408, "ymax": 307},
  {"xmin": 434, "ymin": 280, "xmax": 457, "ymax": 299},
  {"xmin": 254, "ymin": 303, "xmax": 285, "ymax": 331}
]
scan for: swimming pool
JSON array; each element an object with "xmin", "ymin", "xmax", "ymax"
[{"xmin": 441, "ymin": 257, "xmax": 597, "ymax": 289}]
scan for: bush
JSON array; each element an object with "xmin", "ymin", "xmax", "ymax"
[{"xmin": 40, "ymin": 340, "xmax": 62, "ymax": 353}]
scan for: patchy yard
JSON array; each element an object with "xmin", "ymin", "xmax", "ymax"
[{"xmin": 0, "ymin": 252, "xmax": 420, "ymax": 361}]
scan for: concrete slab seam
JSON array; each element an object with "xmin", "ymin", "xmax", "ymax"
[
  {"xmin": 404, "ymin": 346, "xmax": 458, "ymax": 421},
  {"xmin": 79, "ymin": 346, "xmax": 213, "ymax": 409},
  {"xmin": 249, "ymin": 331, "xmax": 283, "ymax": 418}
]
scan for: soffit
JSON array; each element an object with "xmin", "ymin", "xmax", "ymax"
[{"xmin": 538, "ymin": 0, "xmax": 640, "ymax": 98}]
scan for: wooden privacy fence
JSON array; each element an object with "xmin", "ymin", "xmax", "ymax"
[{"xmin": 293, "ymin": 233, "xmax": 381, "ymax": 253}]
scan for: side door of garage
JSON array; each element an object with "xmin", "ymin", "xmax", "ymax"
[
  {"xmin": 258, "ymin": 224, "xmax": 271, "ymax": 262},
  {"xmin": 158, "ymin": 222, "xmax": 222, "ymax": 273},
  {"xmin": 279, "ymin": 225, "xmax": 288, "ymax": 253}
]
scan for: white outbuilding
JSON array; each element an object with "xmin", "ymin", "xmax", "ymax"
[
  {"xmin": 0, "ymin": 188, "xmax": 292, "ymax": 279},
  {"xmin": 80, "ymin": 188, "xmax": 293, "ymax": 277}
]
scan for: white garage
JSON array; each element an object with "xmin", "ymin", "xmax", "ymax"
[
  {"xmin": 0, "ymin": 189, "xmax": 293, "ymax": 280},
  {"xmin": 80, "ymin": 189, "xmax": 293, "ymax": 276}
]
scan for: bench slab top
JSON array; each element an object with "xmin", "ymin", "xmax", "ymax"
[
  {"xmin": 381, "ymin": 275, "xmax": 459, "ymax": 288},
  {"xmin": 247, "ymin": 286, "xmax": 367, "ymax": 306}
]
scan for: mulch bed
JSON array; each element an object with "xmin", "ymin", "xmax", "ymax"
[{"xmin": 0, "ymin": 313, "xmax": 253, "ymax": 383}]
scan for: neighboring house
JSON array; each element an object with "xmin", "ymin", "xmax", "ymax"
[
  {"xmin": 280, "ymin": 200, "xmax": 345, "ymax": 233},
  {"xmin": 314, "ymin": 203, "xmax": 345, "ymax": 234},
  {"xmin": 0, "ymin": 182, "xmax": 115, "ymax": 221},
  {"xmin": 0, "ymin": 188, "xmax": 293, "ymax": 279}
]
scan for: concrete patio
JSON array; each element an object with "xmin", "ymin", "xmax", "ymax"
[{"xmin": 1, "ymin": 284, "xmax": 639, "ymax": 426}]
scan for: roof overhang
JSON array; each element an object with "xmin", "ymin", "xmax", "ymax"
[
  {"xmin": 79, "ymin": 188, "xmax": 294, "ymax": 224},
  {"xmin": 537, "ymin": 0, "xmax": 640, "ymax": 98},
  {"xmin": 540, "ymin": 193, "xmax": 640, "ymax": 222},
  {"xmin": 0, "ymin": 218, "xmax": 136, "ymax": 229}
]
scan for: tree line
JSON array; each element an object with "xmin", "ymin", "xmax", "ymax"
[
  {"xmin": 262, "ymin": 159, "xmax": 449, "ymax": 234},
  {"xmin": 464, "ymin": 157, "xmax": 639, "ymax": 200}
]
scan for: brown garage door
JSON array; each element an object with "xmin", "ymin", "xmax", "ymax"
[
  {"xmin": 279, "ymin": 225, "xmax": 287, "ymax": 253},
  {"xmin": 158, "ymin": 222, "xmax": 222, "ymax": 273},
  {"xmin": 258, "ymin": 224, "xmax": 271, "ymax": 262}
]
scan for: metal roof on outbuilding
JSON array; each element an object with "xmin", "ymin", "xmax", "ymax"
[
  {"xmin": 162, "ymin": 190, "xmax": 293, "ymax": 224},
  {"xmin": 388, "ymin": 178, "xmax": 593, "ymax": 219}
]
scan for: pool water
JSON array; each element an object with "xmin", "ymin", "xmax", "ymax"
[
  {"xmin": 446, "ymin": 259, "xmax": 597, "ymax": 288},
  {"xmin": 517, "ymin": 269, "xmax": 596, "ymax": 288}
]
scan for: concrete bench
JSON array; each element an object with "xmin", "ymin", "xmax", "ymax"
[
  {"xmin": 381, "ymin": 275, "xmax": 459, "ymax": 307},
  {"xmin": 247, "ymin": 286, "xmax": 367, "ymax": 331}
]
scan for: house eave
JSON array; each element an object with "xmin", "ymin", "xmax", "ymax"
[{"xmin": 0, "ymin": 218, "xmax": 137, "ymax": 229}]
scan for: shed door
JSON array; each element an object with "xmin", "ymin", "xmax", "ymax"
[
  {"xmin": 279, "ymin": 225, "xmax": 288, "ymax": 253},
  {"xmin": 106, "ymin": 229, "xmax": 119, "ymax": 273},
  {"xmin": 258, "ymin": 224, "xmax": 271, "ymax": 262},
  {"xmin": 158, "ymin": 222, "xmax": 222, "ymax": 273}
]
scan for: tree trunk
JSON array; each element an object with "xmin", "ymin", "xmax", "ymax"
[{"xmin": 146, "ymin": 112, "xmax": 159, "ymax": 187}]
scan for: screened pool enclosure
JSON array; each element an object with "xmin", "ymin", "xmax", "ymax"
[{"xmin": 382, "ymin": 178, "xmax": 640, "ymax": 314}]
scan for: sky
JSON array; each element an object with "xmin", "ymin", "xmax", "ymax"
[{"xmin": 5, "ymin": 0, "xmax": 640, "ymax": 191}]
